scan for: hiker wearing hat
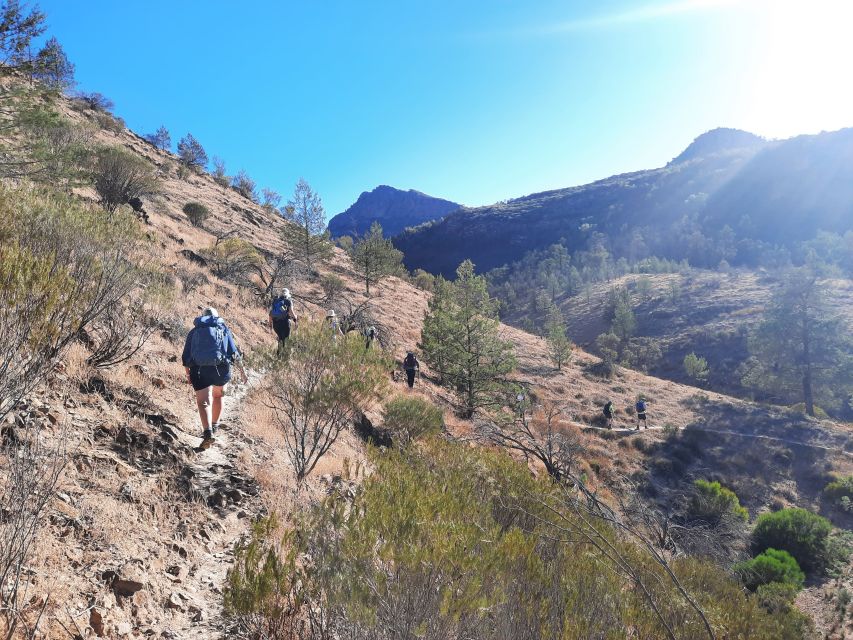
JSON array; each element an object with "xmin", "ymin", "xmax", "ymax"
[
  {"xmin": 326, "ymin": 310, "xmax": 343, "ymax": 337},
  {"xmin": 269, "ymin": 288, "xmax": 298, "ymax": 350},
  {"xmin": 182, "ymin": 307, "xmax": 247, "ymax": 449},
  {"xmin": 402, "ymin": 350, "xmax": 420, "ymax": 389}
]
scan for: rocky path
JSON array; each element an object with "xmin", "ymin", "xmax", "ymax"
[{"xmin": 157, "ymin": 372, "xmax": 263, "ymax": 639}]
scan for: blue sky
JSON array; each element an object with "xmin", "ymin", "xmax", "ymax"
[{"xmin": 38, "ymin": 0, "xmax": 853, "ymax": 218}]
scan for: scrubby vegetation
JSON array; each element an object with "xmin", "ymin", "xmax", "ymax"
[
  {"xmin": 225, "ymin": 440, "xmax": 810, "ymax": 639},
  {"xmin": 752, "ymin": 508, "xmax": 833, "ymax": 573},
  {"xmin": 260, "ymin": 322, "xmax": 391, "ymax": 482},
  {"xmin": 381, "ymin": 395, "xmax": 443, "ymax": 447}
]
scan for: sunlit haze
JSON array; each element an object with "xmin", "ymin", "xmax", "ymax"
[{"xmin": 39, "ymin": 0, "xmax": 853, "ymax": 216}]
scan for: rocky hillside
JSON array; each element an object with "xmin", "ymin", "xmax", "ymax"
[
  {"xmin": 327, "ymin": 184, "xmax": 460, "ymax": 239},
  {"xmin": 8, "ymin": 94, "xmax": 853, "ymax": 638},
  {"xmin": 395, "ymin": 127, "xmax": 853, "ymax": 277}
]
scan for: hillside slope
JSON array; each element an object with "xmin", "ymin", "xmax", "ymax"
[
  {"xmin": 327, "ymin": 184, "xmax": 460, "ymax": 239},
  {"xmin": 10, "ymin": 98, "xmax": 853, "ymax": 637},
  {"xmin": 395, "ymin": 127, "xmax": 853, "ymax": 277}
]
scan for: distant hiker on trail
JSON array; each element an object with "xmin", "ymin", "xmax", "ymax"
[
  {"xmin": 403, "ymin": 351, "xmax": 419, "ymax": 389},
  {"xmin": 635, "ymin": 397, "xmax": 648, "ymax": 431},
  {"xmin": 182, "ymin": 307, "xmax": 247, "ymax": 450},
  {"xmin": 364, "ymin": 325, "xmax": 376, "ymax": 350},
  {"xmin": 269, "ymin": 288, "xmax": 297, "ymax": 351},
  {"xmin": 326, "ymin": 310, "xmax": 344, "ymax": 337},
  {"xmin": 603, "ymin": 400, "xmax": 615, "ymax": 429}
]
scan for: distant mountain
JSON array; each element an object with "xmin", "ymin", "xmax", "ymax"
[
  {"xmin": 670, "ymin": 127, "xmax": 765, "ymax": 164},
  {"xmin": 328, "ymin": 185, "xmax": 460, "ymax": 239},
  {"xmin": 395, "ymin": 128, "xmax": 853, "ymax": 277}
]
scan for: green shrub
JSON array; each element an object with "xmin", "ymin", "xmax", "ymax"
[
  {"xmin": 382, "ymin": 395, "xmax": 443, "ymax": 447},
  {"xmin": 734, "ymin": 548, "xmax": 805, "ymax": 591},
  {"xmin": 201, "ymin": 238, "xmax": 263, "ymax": 284},
  {"xmin": 789, "ymin": 402, "xmax": 830, "ymax": 419},
  {"xmin": 752, "ymin": 508, "xmax": 832, "ymax": 572},
  {"xmin": 93, "ymin": 146, "xmax": 158, "ymax": 214},
  {"xmin": 689, "ymin": 479, "xmax": 748, "ymax": 525},
  {"xmin": 823, "ymin": 475, "xmax": 853, "ymax": 512},
  {"xmin": 754, "ymin": 583, "xmax": 813, "ymax": 635},
  {"xmin": 182, "ymin": 201, "xmax": 210, "ymax": 227}
]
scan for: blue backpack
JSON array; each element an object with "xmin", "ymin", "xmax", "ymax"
[
  {"xmin": 191, "ymin": 316, "xmax": 228, "ymax": 366},
  {"xmin": 271, "ymin": 297, "xmax": 292, "ymax": 320},
  {"xmin": 636, "ymin": 400, "xmax": 647, "ymax": 413}
]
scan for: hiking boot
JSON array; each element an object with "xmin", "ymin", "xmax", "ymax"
[
  {"xmin": 199, "ymin": 429, "xmax": 214, "ymax": 449},
  {"xmin": 211, "ymin": 422, "xmax": 219, "ymax": 434}
]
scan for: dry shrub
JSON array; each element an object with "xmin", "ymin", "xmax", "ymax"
[{"xmin": 0, "ymin": 425, "xmax": 69, "ymax": 637}]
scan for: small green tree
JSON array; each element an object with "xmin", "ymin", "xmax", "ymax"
[
  {"xmin": 595, "ymin": 332, "xmax": 621, "ymax": 376},
  {"xmin": 144, "ymin": 125, "xmax": 171, "ymax": 151},
  {"xmin": 182, "ymin": 201, "xmax": 210, "ymax": 227},
  {"xmin": 743, "ymin": 269, "xmax": 853, "ymax": 416},
  {"xmin": 350, "ymin": 221, "xmax": 403, "ymax": 294},
  {"xmin": 264, "ymin": 322, "xmax": 390, "ymax": 482},
  {"xmin": 32, "ymin": 36, "xmax": 74, "ymax": 91},
  {"xmin": 177, "ymin": 133, "xmax": 208, "ymax": 170},
  {"xmin": 92, "ymin": 146, "xmax": 158, "ymax": 214},
  {"xmin": 282, "ymin": 178, "xmax": 332, "ymax": 270},
  {"xmin": 0, "ymin": 0, "xmax": 46, "ymax": 67},
  {"xmin": 752, "ymin": 508, "xmax": 833, "ymax": 573},
  {"xmin": 734, "ymin": 549, "xmax": 805, "ymax": 591},
  {"xmin": 546, "ymin": 312, "xmax": 573, "ymax": 371},
  {"xmin": 684, "ymin": 352, "xmax": 710, "ymax": 384},
  {"xmin": 382, "ymin": 395, "xmax": 444, "ymax": 448},
  {"xmin": 611, "ymin": 290, "xmax": 636, "ymax": 344},
  {"xmin": 422, "ymin": 261, "xmax": 516, "ymax": 417}
]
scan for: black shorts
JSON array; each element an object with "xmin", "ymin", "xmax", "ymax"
[
  {"xmin": 272, "ymin": 318, "xmax": 292, "ymax": 341},
  {"xmin": 189, "ymin": 365, "xmax": 231, "ymax": 391},
  {"xmin": 637, "ymin": 412, "xmax": 647, "ymax": 421}
]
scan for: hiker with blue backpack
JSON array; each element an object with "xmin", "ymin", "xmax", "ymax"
[
  {"xmin": 635, "ymin": 396, "xmax": 648, "ymax": 431},
  {"xmin": 269, "ymin": 288, "xmax": 298, "ymax": 350},
  {"xmin": 182, "ymin": 307, "xmax": 248, "ymax": 449}
]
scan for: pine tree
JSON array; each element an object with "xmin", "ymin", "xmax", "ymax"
[
  {"xmin": 350, "ymin": 222, "xmax": 403, "ymax": 294},
  {"xmin": 32, "ymin": 36, "xmax": 74, "ymax": 91},
  {"xmin": 145, "ymin": 125, "xmax": 171, "ymax": 151},
  {"xmin": 546, "ymin": 311, "xmax": 573, "ymax": 371},
  {"xmin": 0, "ymin": 0, "xmax": 46, "ymax": 68},
  {"xmin": 684, "ymin": 352, "xmax": 710, "ymax": 384},
  {"xmin": 177, "ymin": 133, "xmax": 208, "ymax": 170},
  {"xmin": 421, "ymin": 260, "xmax": 516, "ymax": 417},
  {"xmin": 743, "ymin": 269, "xmax": 853, "ymax": 416},
  {"xmin": 282, "ymin": 178, "xmax": 331, "ymax": 270}
]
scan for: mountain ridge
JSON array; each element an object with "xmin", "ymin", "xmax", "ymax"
[
  {"xmin": 394, "ymin": 126, "xmax": 853, "ymax": 277},
  {"xmin": 327, "ymin": 184, "xmax": 460, "ymax": 239}
]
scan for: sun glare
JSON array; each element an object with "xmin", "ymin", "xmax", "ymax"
[{"xmin": 740, "ymin": 0, "xmax": 853, "ymax": 137}]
